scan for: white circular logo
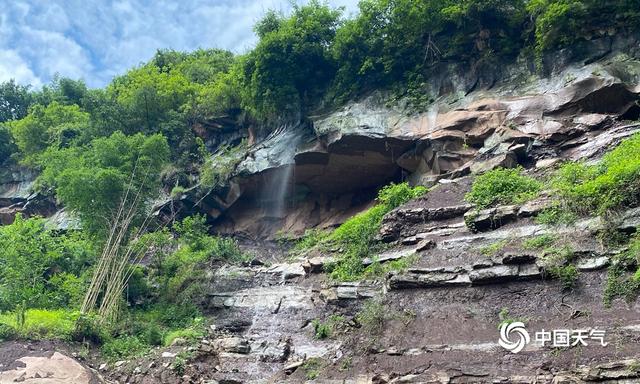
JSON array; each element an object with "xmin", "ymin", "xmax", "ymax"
[{"xmin": 498, "ymin": 321, "xmax": 530, "ymax": 353}]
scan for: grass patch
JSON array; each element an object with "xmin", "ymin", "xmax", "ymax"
[
  {"xmin": 291, "ymin": 228, "xmax": 330, "ymax": 254},
  {"xmin": 302, "ymin": 358, "xmax": 325, "ymax": 380},
  {"xmin": 163, "ymin": 318, "xmax": 206, "ymax": 346},
  {"xmin": 497, "ymin": 308, "xmax": 527, "ymax": 328},
  {"xmin": 311, "ymin": 315, "xmax": 346, "ymax": 340},
  {"xmin": 522, "ymin": 234, "xmax": 556, "ymax": 250},
  {"xmin": 356, "ymin": 299, "xmax": 386, "ymax": 335},
  {"xmin": 465, "ymin": 167, "xmax": 541, "ymax": 209},
  {"xmin": 323, "ymin": 182, "xmax": 427, "ymax": 281},
  {"xmin": 548, "ymin": 264, "xmax": 579, "ymax": 290},
  {"xmin": 200, "ymin": 141, "xmax": 247, "ymax": 189},
  {"xmin": 604, "ymin": 233, "xmax": 640, "ymax": 306},
  {"xmin": 535, "ymin": 202, "xmax": 577, "ymax": 226},
  {"xmin": 552, "ymin": 133, "xmax": 640, "ymax": 215},
  {"xmin": 363, "ymin": 253, "xmax": 419, "ymax": 278},
  {"xmin": 479, "ymin": 240, "xmax": 509, "ymax": 256},
  {"xmin": 101, "ymin": 335, "xmax": 149, "ymax": 361},
  {"xmin": 541, "ymin": 245, "xmax": 578, "ymax": 290},
  {"xmin": 0, "ymin": 309, "xmax": 79, "ymax": 340}
]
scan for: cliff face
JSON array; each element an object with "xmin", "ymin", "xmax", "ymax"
[
  {"xmin": 133, "ymin": 35, "xmax": 640, "ymax": 383},
  {"xmin": 1, "ymin": 35, "xmax": 640, "ymax": 383},
  {"xmin": 3, "ymin": 35, "xmax": 638, "ymax": 240},
  {"xmin": 189, "ymin": 34, "xmax": 640, "ymax": 241}
]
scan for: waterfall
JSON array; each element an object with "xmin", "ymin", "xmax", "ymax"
[
  {"xmin": 262, "ymin": 163, "xmax": 295, "ymax": 219},
  {"xmin": 259, "ymin": 124, "xmax": 302, "ymax": 219}
]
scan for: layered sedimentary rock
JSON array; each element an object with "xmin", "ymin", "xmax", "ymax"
[{"xmin": 206, "ymin": 35, "xmax": 640, "ymax": 239}]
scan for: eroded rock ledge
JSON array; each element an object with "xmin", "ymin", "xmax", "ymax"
[{"xmin": 204, "ymin": 34, "xmax": 640, "ymax": 239}]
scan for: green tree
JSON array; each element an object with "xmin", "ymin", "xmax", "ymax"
[
  {"xmin": 528, "ymin": 0, "xmax": 640, "ymax": 57},
  {"xmin": 0, "ymin": 214, "xmax": 94, "ymax": 311},
  {"xmin": 0, "ymin": 126, "xmax": 16, "ymax": 164},
  {"xmin": 239, "ymin": 1, "xmax": 342, "ymax": 120},
  {"xmin": 38, "ymin": 131, "xmax": 170, "ymax": 235},
  {"xmin": 9, "ymin": 102, "xmax": 90, "ymax": 159},
  {"xmin": 32, "ymin": 76, "xmax": 89, "ymax": 108},
  {"xmin": 0, "ymin": 80, "xmax": 33, "ymax": 123},
  {"xmin": 331, "ymin": 0, "xmax": 526, "ymax": 101},
  {"xmin": 108, "ymin": 65, "xmax": 198, "ymax": 133}
]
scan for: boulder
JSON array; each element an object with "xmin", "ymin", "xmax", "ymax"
[
  {"xmin": 576, "ymin": 256, "xmax": 610, "ymax": 271},
  {"xmin": 214, "ymin": 337, "xmax": 250, "ymax": 354},
  {"xmin": 0, "ymin": 352, "xmax": 92, "ymax": 384}
]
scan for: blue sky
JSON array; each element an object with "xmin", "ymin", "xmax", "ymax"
[{"xmin": 0, "ymin": 0, "xmax": 359, "ymax": 88}]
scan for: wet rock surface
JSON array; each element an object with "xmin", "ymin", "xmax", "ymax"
[
  {"xmin": 206, "ymin": 35, "xmax": 640, "ymax": 240},
  {"xmin": 0, "ymin": 35, "xmax": 640, "ymax": 384}
]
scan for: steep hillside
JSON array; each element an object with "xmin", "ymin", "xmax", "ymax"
[{"xmin": 1, "ymin": 2, "xmax": 640, "ymax": 384}]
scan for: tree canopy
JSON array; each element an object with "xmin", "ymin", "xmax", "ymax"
[{"xmin": 0, "ymin": 0, "xmax": 638, "ymax": 231}]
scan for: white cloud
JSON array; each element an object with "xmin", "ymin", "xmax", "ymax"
[
  {"xmin": 0, "ymin": 50, "xmax": 42, "ymax": 87},
  {"xmin": 0, "ymin": 0, "xmax": 360, "ymax": 88},
  {"xmin": 19, "ymin": 27, "xmax": 94, "ymax": 81}
]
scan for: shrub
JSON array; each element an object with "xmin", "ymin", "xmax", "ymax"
[
  {"xmin": 312, "ymin": 319, "xmax": 331, "ymax": 340},
  {"xmin": 0, "ymin": 323, "xmax": 17, "ymax": 341},
  {"xmin": 145, "ymin": 324, "xmax": 164, "ymax": 346},
  {"xmin": 302, "ymin": 358, "xmax": 324, "ymax": 380},
  {"xmin": 604, "ymin": 233, "xmax": 640, "ymax": 305},
  {"xmin": 200, "ymin": 142, "xmax": 247, "ymax": 189},
  {"xmin": 535, "ymin": 203, "xmax": 576, "ymax": 225},
  {"xmin": 356, "ymin": 299, "xmax": 386, "ymax": 335},
  {"xmin": 549, "ymin": 264, "xmax": 579, "ymax": 290},
  {"xmin": 326, "ymin": 182, "xmax": 427, "ymax": 281},
  {"xmin": 497, "ymin": 308, "xmax": 526, "ymax": 328},
  {"xmin": 135, "ymin": 303, "xmax": 201, "ymax": 329},
  {"xmin": 310, "ymin": 315, "xmax": 346, "ymax": 340},
  {"xmin": 157, "ymin": 215, "xmax": 248, "ymax": 304},
  {"xmin": 0, "ymin": 215, "xmax": 94, "ymax": 311},
  {"xmin": 163, "ymin": 318, "xmax": 205, "ymax": 347},
  {"xmin": 552, "ymin": 134, "xmax": 640, "ymax": 215},
  {"xmin": 465, "ymin": 167, "xmax": 541, "ymax": 209},
  {"xmin": 101, "ymin": 335, "xmax": 148, "ymax": 361},
  {"xmin": 71, "ymin": 314, "xmax": 108, "ymax": 344},
  {"xmin": 172, "ymin": 352, "xmax": 188, "ymax": 374},
  {"xmin": 540, "ymin": 245, "xmax": 578, "ymax": 290}
]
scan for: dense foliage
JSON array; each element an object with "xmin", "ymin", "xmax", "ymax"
[
  {"xmin": 604, "ymin": 233, "xmax": 640, "ymax": 305},
  {"xmin": 0, "ymin": 215, "xmax": 94, "ymax": 311},
  {"xmin": 465, "ymin": 167, "xmax": 541, "ymax": 209},
  {"xmin": 2, "ymin": 1, "xmax": 637, "ymax": 163},
  {"xmin": 553, "ymin": 133, "xmax": 640, "ymax": 215},
  {"xmin": 320, "ymin": 182, "xmax": 427, "ymax": 281},
  {"xmin": 0, "ymin": 0, "xmax": 638, "ymax": 362},
  {"xmin": 0, "ymin": 213, "xmax": 246, "ymax": 356}
]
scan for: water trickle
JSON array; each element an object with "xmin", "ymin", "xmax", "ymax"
[
  {"xmin": 259, "ymin": 124, "xmax": 302, "ymax": 219},
  {"xmin": 262, "ymin": 163, "xmax": 295, "ymax": 219}
]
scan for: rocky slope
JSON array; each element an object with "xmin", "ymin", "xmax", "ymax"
[
  {"xmin": 1, "ymin": 35, "xmax": 640, "ymax": 383},
  {"xmin": 179, "ymin": 33, "xmax": 640, "ymax": 240}
]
